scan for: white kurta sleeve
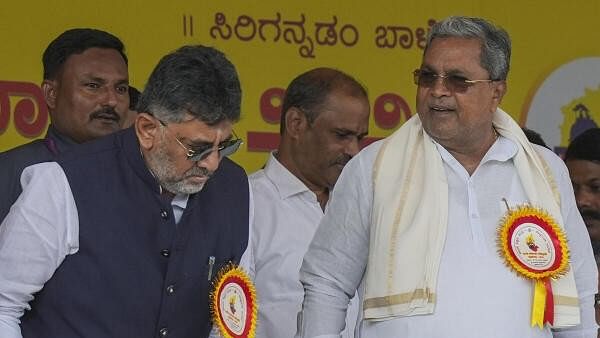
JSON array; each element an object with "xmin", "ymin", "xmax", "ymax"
[
  {"xmin": 297, "ymin": 143, "xmax": 380, "ymax": 337},
  {"xmin": 0, "ymin": 162, "xmax": 79, "ymax": 338},
  {"xmin": 537, "ymin": 148, "xmax": 599, "ymax": 337}
]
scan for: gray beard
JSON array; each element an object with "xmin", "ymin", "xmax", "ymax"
[
  {"xmin": 145, "ymin": 139, "xmax": 211, "ymax": 195},
  {"xmin": 161, "ymin": 175, "xmax": 206, "ymax": 195}
]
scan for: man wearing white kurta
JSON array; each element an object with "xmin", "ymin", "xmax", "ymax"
[
  {"xmin": 249, "ymin": 68, "xmax": 370, "ymax": 337},
  {"xmin": 296, "ymin": 16, "xmax": 598, "ymax": 338}
]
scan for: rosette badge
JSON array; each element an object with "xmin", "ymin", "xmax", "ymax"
[
  {"xmin": 210, "ymin": 264, "xmax": 258, "ymax": 338},
  {"xmin": 497, "ymin": 201, "xmax": 570, "ymax": 328}
]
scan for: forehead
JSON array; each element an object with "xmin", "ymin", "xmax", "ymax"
[
  {"xmin": 176, "ymin": 117, "xmax": 233, "ymax": 143},
  {"xmin": 59, "ymin": 47, "xmax": 128, "ymax": 80},
  {"xmin": 422, "ymin": 37, "xmax": 486, "ymax": 75},
  {"xmin": 567, "ymin": 159, "xmax": 600, "ymax": 181},
  {"xmin": 311, "ymin": 91, "xmax": 369, "ymax": 132}
]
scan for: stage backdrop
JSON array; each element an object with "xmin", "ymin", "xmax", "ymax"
[{"xmin": 1, "ymin": 1, "xmax": 599, "ymax": 172}]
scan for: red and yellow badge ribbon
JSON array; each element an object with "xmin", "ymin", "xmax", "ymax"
[
  {"xmin": 497, "ymin": 204, "xmax": 569, "ymax": 328},
  {"xmin": 210, "ymin": 263, "xmax": 258, "ymax": 338}
]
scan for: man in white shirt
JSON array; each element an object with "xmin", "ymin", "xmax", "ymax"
[
  {"xmin": 250, "ymin": 67, "xmax": 370, "ymax": 337},
  {"xmin": 297, "ymin": 16, "xmax": 598, "ymax": 338}
]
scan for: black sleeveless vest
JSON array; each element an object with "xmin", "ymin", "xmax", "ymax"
[{"xmin": 21, "ymin": 128, "xmax": 249, "ymax": 338}]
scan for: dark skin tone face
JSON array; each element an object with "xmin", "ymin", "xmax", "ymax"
[
  {"xmin": 566, "ymin": 159, "xmax": 600, "ymax": 240},
  {"xmin": 566, "ymin": 158, "xmax": 600, "ymax": 325},
  {"xmin": 278, "ymin": 89, "xmax": 370, "ymax": 209},
  {"xmin": 42, "ymin": 47, "xmax": 129, "ymax": 143}
]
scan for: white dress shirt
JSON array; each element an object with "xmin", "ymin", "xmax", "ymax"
[
  {"xmin": 297, "ymin": 136, "xmax": 598, "ymax": 338},
  {"xmin": 249, "ymin": 153, "xmax": 358, "ymax": 338},
  {"xmin": 0, "ymin": 162, "xmax": 253, "ymax": 338}
]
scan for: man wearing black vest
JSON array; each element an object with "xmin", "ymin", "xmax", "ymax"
[
  {"xmin": 0, "ymin": 28, "xmax": 130, "ymax": 221},
  {"xmin": 0, "ymin": 45, "xmax": 249, "ymax": 338}
]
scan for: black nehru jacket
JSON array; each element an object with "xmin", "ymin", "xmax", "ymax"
[
  {"xmin": 0, "ymin": 125, "xmax": 77, "ymax": 222},
  {"xmin": 20, "ymin": 128, "xmax": 249, "ymax": 338}
]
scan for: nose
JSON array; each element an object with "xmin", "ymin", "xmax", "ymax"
[
  {"xmin": 575, "ymin": 188, "xmax": 594, "ymax": 210},
  {"xmin": 102, "ymin": 87, "xmax": 119, "ymax": 107},
  {"xmin": 345, "ymin": 138, "xmax": 361, "ymax": 157},
  {"xmin": 197, "ymin": 149, "xmax": 220, "ymax": 173},
  {"xmin": 429, "ymin": 76, "xmax": 451, "ymax": 97}
]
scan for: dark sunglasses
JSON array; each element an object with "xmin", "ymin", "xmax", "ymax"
[
  {"xmin": 157, "ymin": 118, "xmax": 243, "ymax": 162},
  {"xmin": 413, "ymin": 69, "xmax": 497, "ymax": 93}
]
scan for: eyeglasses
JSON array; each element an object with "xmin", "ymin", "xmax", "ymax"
[
  {"xmin": 413, "ymin": 69, "xmax": 496, "ymax": 93},
  {"xmin": 157, "ymin": 119, "xmax": 243, "ymax": 162}
]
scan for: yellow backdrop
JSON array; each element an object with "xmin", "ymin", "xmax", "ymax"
[{"xmin": 1, "ymin": 1, "xmax": 599, "ymax": 172}]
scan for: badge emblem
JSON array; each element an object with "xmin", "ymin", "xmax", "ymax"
[
  {"xmin": 210, "ymin": 264, "xmax": 257, "ymax": 338},
  {"xmin": 498, "ymin": 202, "xmax": 570, "ymax": 327}
]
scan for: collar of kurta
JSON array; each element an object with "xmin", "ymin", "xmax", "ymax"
[{"xmin": 264, "ymin": 152, "xmax": 312, "ymax": 200}]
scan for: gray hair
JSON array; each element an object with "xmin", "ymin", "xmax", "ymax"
[
  {"xmin": 425, "ymin": 16, "xmax": 511, "ymax": 80},
  {"xmin": 137, "ymin": 45, "xmax": 241, "ymax": 125}
]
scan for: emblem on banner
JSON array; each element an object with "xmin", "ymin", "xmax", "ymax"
[
  {"xmin": 523, "ymin": 57, "xmax": 600, "ymax": 155},
  {"xmin": 210, "ymin": 264, "xmax": 257, "ymax": 338},
  {"xmin": 497, "ymin": 201, "xmax": 570, "ymax": 328}
]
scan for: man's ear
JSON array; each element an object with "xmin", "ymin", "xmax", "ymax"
[
  {"xmin": 491, "ymin": 81, "xmax": 507, "ymax": 111},
  {"xmin": 284, "ymin": 107, "xmax": 308, "ymax": 140},
  {"xmin": 41, "ymin": 80, "xmax": 58, "ymax": 109},
  {"xmin": 135, "ymin": 113, "xmax": 160, "ymax": 150}
]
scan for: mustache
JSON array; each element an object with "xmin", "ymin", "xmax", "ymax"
[
  {"xmin": 333, "ymin": 154, "xmax": 352, "ymax": 167},
  {"xmin": 580, "ymin": 208, "xmax": 600, "ymax": 223},
  {"xmin": 184, "ymin": 166, "xmax": 213, "ymax": 179},
  {"xmin": 90, "ymin": 107, "xmax": 120, "ymax": 121}
]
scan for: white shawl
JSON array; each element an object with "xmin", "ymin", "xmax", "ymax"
[{"xmin": 363, "ymin": 108, "xmax": 580, "ymax": 327}]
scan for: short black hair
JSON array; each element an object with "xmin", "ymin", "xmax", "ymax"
[
  {"xmin": 522, "ymin": 127, "xmax": 549, "ymax": 149},
  {"xmin": 137, "ymin": 45, "xmax": 241, "ymax": 125},
  {"xmin": 565, "ymin": 128, "xmax": 600, "ymax": 163},
  {"xmin": 43, "ymin": 28, "xmax": 127, "ymax": 80},
  {"xmin": 280, "ymin": 67, "xmax": 368, "ymax": 134}
]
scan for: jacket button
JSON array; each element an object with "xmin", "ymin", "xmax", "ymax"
[
  {"xmin": 160, "ymin": 210, "xmax": 169, "ymax": 219},
  {"xmin": 159, "ymin": 327, "xmax": 168, "ymax": 337},
  {"xmin": 160, "ymin": 249, "xmax": 170, "ymax": 257},
  {"xmin": 166, "ymin": 285, "xmax": 175, "ymax": 295}
]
